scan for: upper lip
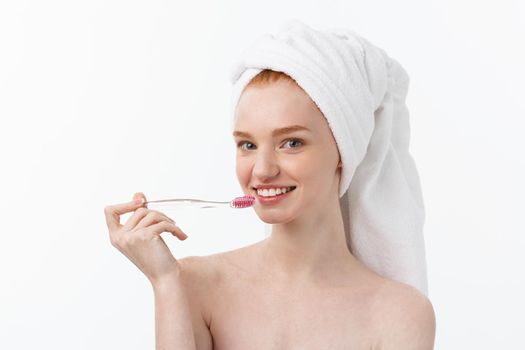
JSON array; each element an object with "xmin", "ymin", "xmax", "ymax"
[{"xmin": 252, "ymin": 184, "xmax": 296, "ymax": 190}]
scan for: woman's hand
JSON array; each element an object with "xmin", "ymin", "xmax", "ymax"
[{"xmin": 104, "ymin": 192, "xmax": 188, "ymax": 286}]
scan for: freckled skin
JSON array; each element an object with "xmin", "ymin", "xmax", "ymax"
[
  {"xmin": 181, "ymin": 79, "xmax": 433, "ymax": 349},
  {"xmin": 202, "ymin": 244, "xmax": 390, "ymax": 350},
  {"xmin": 233, "ymin": 80, "xmax": 343, "ymax": 233}
]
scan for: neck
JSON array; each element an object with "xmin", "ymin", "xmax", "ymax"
[{"xmin": 257, "ymin": 193, "xmax": 359, "ymax": 286}]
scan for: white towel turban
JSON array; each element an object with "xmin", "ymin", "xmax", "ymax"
[{"xmin": 229, "ymin": 19, "xmax": 428, "ymax": 296}]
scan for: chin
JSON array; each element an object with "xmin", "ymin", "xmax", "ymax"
[
  {"xmin": 256, "ymin": 210, "xmax": 296, "ymax": 225},
  {"xmin": 260, "ymin": 218, "xmax": 294, "ymax": 226}
]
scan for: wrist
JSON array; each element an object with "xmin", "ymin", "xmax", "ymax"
[{"xmin": 151, "ymin": 270, "xmax": 182, "ymax": 292}]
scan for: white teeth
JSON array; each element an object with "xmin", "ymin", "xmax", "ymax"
[{"xmin": 256, "ymin": 187, "xmax": 295, "ymax": 197}]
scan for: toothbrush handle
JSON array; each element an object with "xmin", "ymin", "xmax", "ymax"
[{"xmin": 144, "ymin": 198, "xmax": 230, "ymax": 209}]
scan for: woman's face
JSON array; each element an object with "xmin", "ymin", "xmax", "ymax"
[{"xmin": 233, "ymin": 79, "xmax": 342, "ymax": 223}]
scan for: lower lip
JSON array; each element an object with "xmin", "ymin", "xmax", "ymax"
[{"xmin": 255, "ymin": 188, "xmax": 296, "ymax": 205}]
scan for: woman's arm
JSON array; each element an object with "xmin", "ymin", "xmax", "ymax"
[
  {"xmin": 104, "ymin": 195, "xmax": 198, "ymax": 349},
  {"xmin": 152, "ymin": 272, "xmax": 197, "ymax": 350},
  {"xmin": 152, "ymin": 256, "xmax": 214, "ymax": 350}
]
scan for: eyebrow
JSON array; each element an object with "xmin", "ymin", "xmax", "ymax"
[{"xmin": 232, "ymin": 125, "xmax": 311, "ymax": 138}]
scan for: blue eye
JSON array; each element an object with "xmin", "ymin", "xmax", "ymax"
[
  {"xmin": 236, "ymin": 139, "xmax": 303, "ymax": 151},
  {"xmin": 237, "ymin": 141, "xmax": 255, "ymax": 151},
  {"xmin": 283, "ymin": 139, "xmax": 303, "ymax": 148}
]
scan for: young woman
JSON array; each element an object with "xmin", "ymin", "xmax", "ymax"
[{"xmin": 104, "ymin": 21, "xmax": 436, "ymax": 350}]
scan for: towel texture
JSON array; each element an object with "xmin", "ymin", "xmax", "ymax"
[{"xmin": 229, "ymin": 19, "xmax": 428, "ymax": 296}]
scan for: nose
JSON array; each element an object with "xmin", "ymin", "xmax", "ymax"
[{"xmin": 252, "ymin": 149, "xmax": 280, "ymax": 180}]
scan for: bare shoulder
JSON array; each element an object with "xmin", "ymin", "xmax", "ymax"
[
  {"xmin": 178, "ymin": 245, "xmax": 246, "ymax": 275},
  {"xmin": 177, "ymin": 254, "xmax": 223, "ymax": 302},
  {"xmin": 178, "ymin": 254, "xmax": 221, "ymax": 281},
  {"xmin": 371, "ymin": 280, "xmax": 436, "ymax": 350},
  {"xmin": 176, "ymin": 247, "xmax": 250, "ymax": 321},
  {"xmin": 177, "ymin": 243, "xmax": 257, "ymax": 289}
]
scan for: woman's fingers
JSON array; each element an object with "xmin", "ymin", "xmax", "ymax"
[
  {"xmin": 105, "ymin": 192, "xmax": 188, "ymax": 242},
  {"xmin": 121, "ymin": 207, "xmax": 148, "ymax": 231},
  {"xmin": 145, "ymin": 221, "xmax": 188, "ymax": 241},
  {"xmin": 133, "ymin": 192, "xmax": 147, "ymax": 204},
  {"xmin": 124, "ymin": 208, "xmax": 175, "ymax": 231},
  {"xmin": 105, "ymin": 192, "xmax": 188, "ymax": 283},
  {"xmin": 104, "ymin": 198, "xmax": 144, "ymax": 232}
]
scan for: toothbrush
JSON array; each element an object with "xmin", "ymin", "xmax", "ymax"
[{"xmin": 144, "ymin": 195, "xmax": 255, "ymax": 209}]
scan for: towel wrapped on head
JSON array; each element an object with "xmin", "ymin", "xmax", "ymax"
[{"xmin": 229, "ymin": 19, "xmax": 428, "ymax": 296}]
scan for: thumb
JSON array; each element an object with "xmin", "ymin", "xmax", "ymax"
[{"xmin": 133, "ymin": 192, "xmax": 147, "ymax": 205}]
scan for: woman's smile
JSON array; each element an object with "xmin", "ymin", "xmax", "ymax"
[{"xmin": 254, "ymin": 186, "xmax": 297, "ymax": 205}]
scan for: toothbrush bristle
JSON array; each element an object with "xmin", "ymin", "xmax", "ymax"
[{"xmin": 231, "ymin": 195, "xmax": 255, "ymax": 208}]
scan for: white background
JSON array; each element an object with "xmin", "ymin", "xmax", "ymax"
[{"xmin": 1, "ymin": 0, "xmax": 524, "ymax": 348}]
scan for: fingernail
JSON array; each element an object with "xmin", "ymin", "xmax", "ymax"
[{"xmin": 134, "ymin": 198, "xmax": 144, "ymax": 204}]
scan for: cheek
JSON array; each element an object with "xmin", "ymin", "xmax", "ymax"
[
  {"xmin": 291, "ymin": 154, "xmax": 331, "ymax": 184},
  {"xmin": 295, "ymin": 164, "xmax": 317, "ymax": 184},
  {"xmin": 296, "ymin": 151, "xmax": 319, "ymax": 171},
  {"xmin": 235, "ymin": 158, "xmax": 251, "ymax": 182}
]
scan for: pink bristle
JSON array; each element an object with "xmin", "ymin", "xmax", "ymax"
[{"xmin": 231, "ymin": 195, "xmax": 255, "ymax": 208}]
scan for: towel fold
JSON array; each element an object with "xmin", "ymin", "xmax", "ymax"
[{"xmin": 229, "ymin": 19, "xmax": 428, "ymax": 296}]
